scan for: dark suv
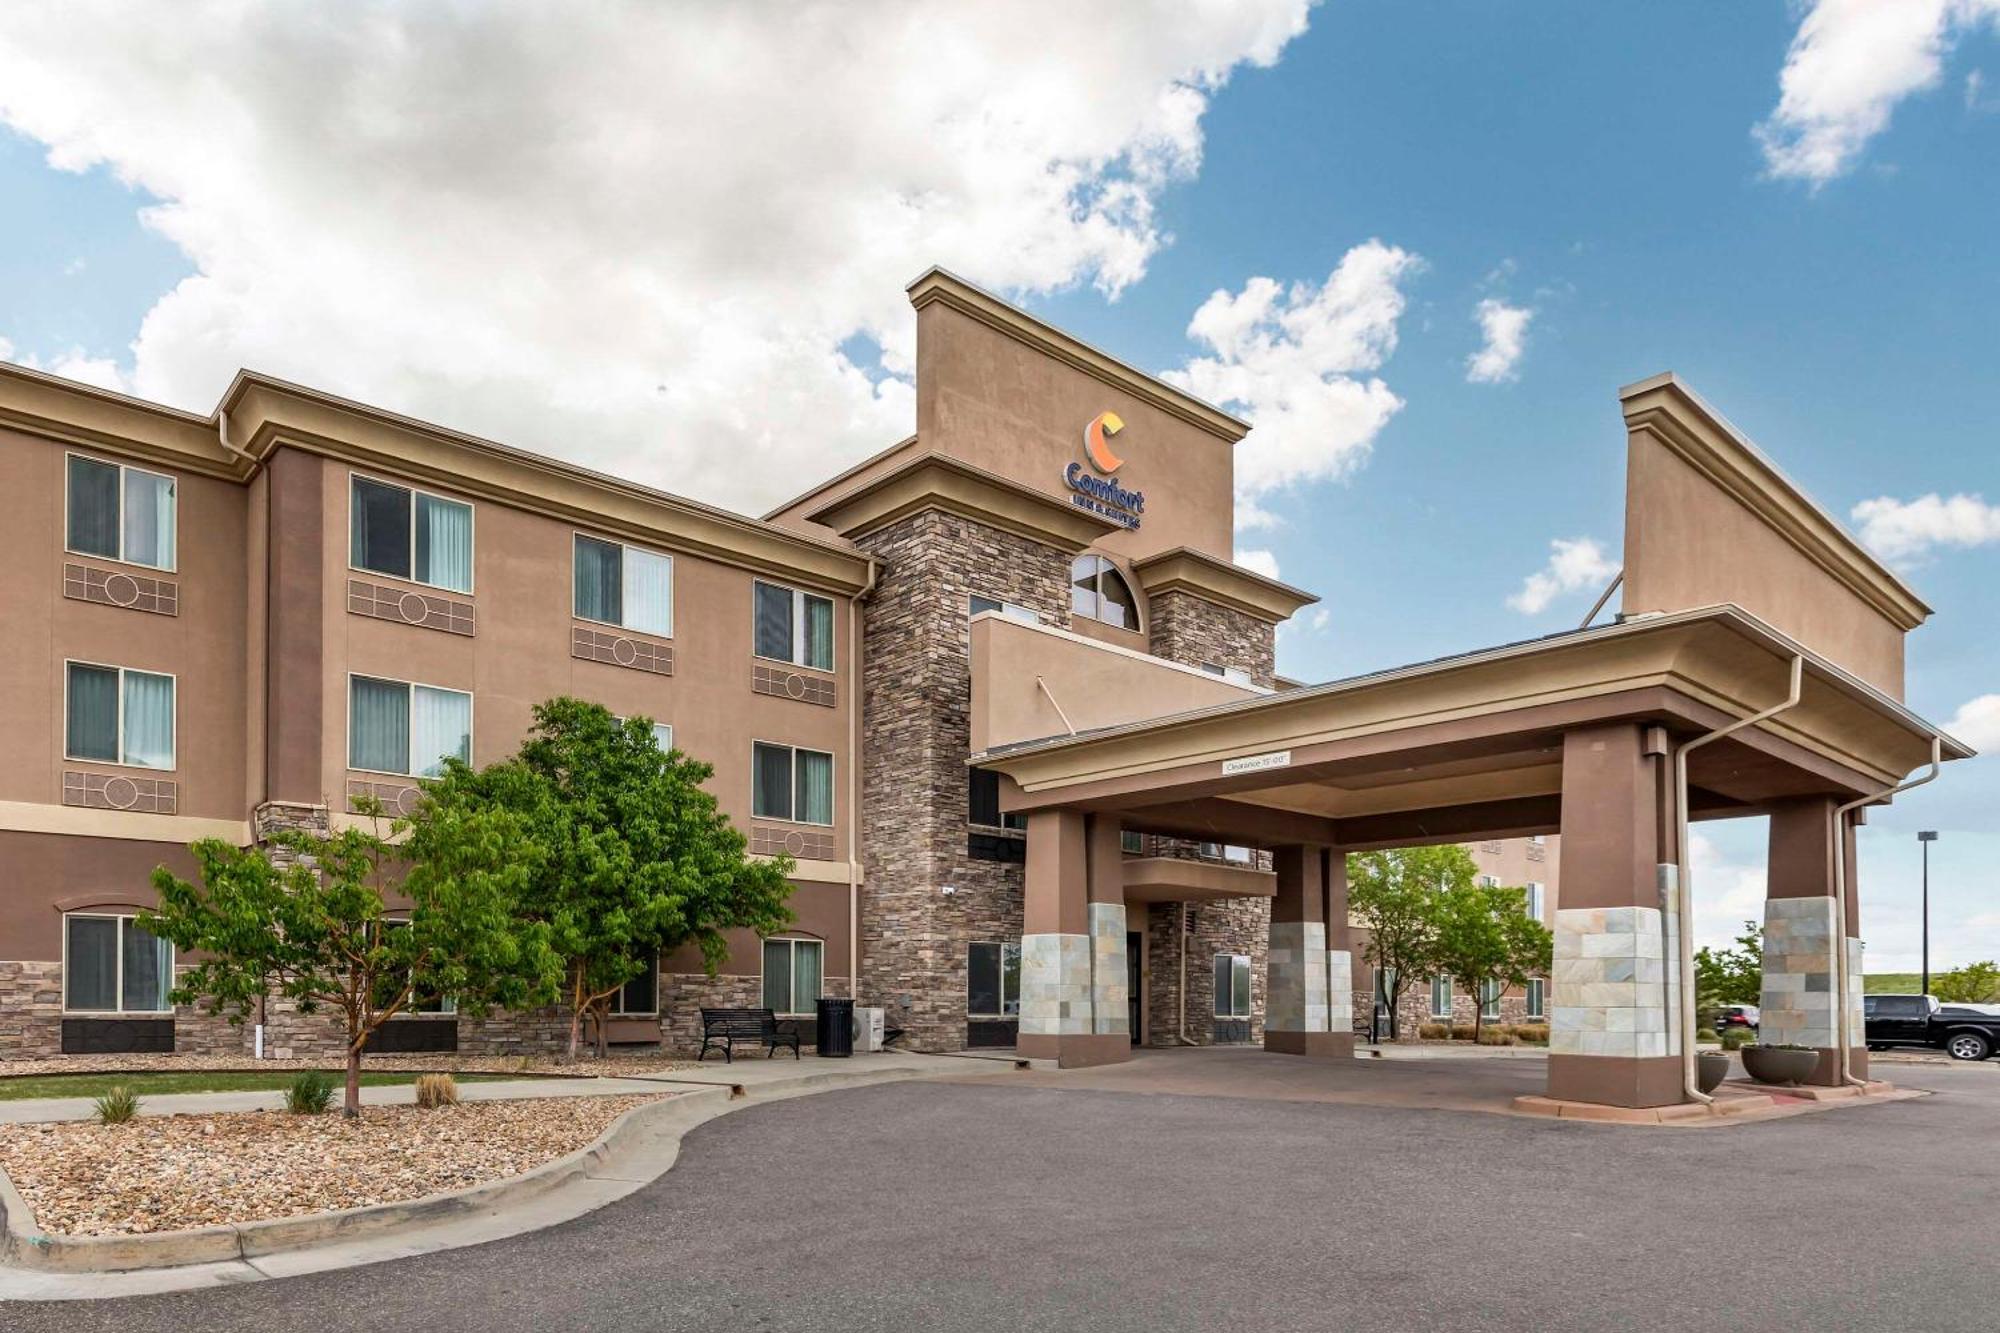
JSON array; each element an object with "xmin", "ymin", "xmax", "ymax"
[{"xmin": 1864, "ymin": 993, "xmax": 2000, "ymax": 1061}]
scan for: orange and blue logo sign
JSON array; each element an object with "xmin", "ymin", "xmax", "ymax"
[{"xmin": 1065, "ymin": 410, "xmax": 1145, "ymax": 530}]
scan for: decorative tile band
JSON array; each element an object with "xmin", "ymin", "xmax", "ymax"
[
  {"xmin": 347, "ymin": 579, "xmax": 474, "ymax": 636},
  {"xmin": 1020, "ymin": 932, "xmax": 1091, "ymax": 1037},
  {"xmin": 1327, "ymin": 949, "xmax": 1354, "ymax": 1034},
  {"xmin": 63, "ymin": 563, "xmax": 178, "ymax": 616},
  {"xmin": 62, "ymin": 771, "xmax": 178, "ymax": 814},
  {"xmin": 1266, "ymin": 920, "xmax": 1328, "ymax": 1033},
  {"xmin": 1760, "ymin": 896, "xmax": 1839, "ymax": 1049},
  {"xmin": 571, "ymin": 624, "xmax": 673, "ymax": 675},
  {"xmin": 751, "ymin": 663, "xmax": 836, "ymax": 707},
  {"xmin": 1550, "ymin": 903, "xmax": 1676, "ymax": 1058},
  {"xmin": 1089, "ymin": 902, "xmax": 1129, "ymax": 1036},
  {"xmin": 750, "ymin": 824, "xmax": 836, "ymax": 861}
]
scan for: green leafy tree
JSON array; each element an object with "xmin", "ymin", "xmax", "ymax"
[
  {"xmin": 1348, "ymin": 845, "xmax": 1478, "ymax": 1039},
  {"xmin": 1933, "ymin": 961, "xmax": 2000, "ymax": 1004},
  {"xmin": 411, "ymin": 697, "xmax": 797, "ymax": 1060},
  {"xmin": 143, "ymin": 812, "xmax": 558, "ymax": 1116},
  {"xmin": 1693, "ymin": 920, "xmax": 1763, "ymax": 1017},
  {"xmin": 1430, "ymin": 881, "xmax": 1555, "ymax": 1041}
]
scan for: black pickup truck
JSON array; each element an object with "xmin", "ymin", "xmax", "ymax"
[{"xmin": 1863, "ymin": 994, "xmax": 2000, "ymax": 1060}]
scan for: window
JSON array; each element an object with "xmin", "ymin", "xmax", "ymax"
[
  {"xmin": 967, "ymin": 767, "xmax": 1026, "ymax": 832},
  {"xmin": 350, "ymin": 476, "xmax": 473, "ymax": 593},
  {"xmin": 349, "ymin": 675, "xmax": 472, "ymax": 777},
  {"xmin": 1120, "ymin": 829, "xmax": 1144, "ymax": 854},
  {"xmin": 752, "ymin": 742, "xmax": 834, "ymax": 825},
  {"xmin": 968, "ymin": 941, "xmax": 1022, "ymax": 1017},
  {"xmin": 1200, "ymin": 662, "xmax": 1254, "ymax": 687},
  {"xmin": 651, "ymin": 722, "xmax": 674, "ymax": 753},
  {"xmin": 1430, "ymin": 976, "xmax": 1452, "ymax": 1018},
  {"xmin": 1070, "ymin": 554, "xmax": 1140, "ymax": 631},
  {"xmin": 762, "ymin": 938, "xmax": 823, "ymax": 1015},
  {"xmin": 1480, "ymin": 978, "xmax": 1502, "ymax": 1021},
  {"xmin": 374, "ymin": 920, "xmax": 457, "ymax": 1014},
  {"xmin": 1213, "ymin": 954, "xmax": 1252, "ymax": 1018},
  {"xmin": 67, "ymin": 455, "xmax": 177, "ymax": 571},
  {"xmin": 65, "ymin": 662, "xmax": 175, "ymax": 770},
  {"xmin": 614, "ymin": 953, "xmax": 659, "ymax": 1016},
  {"xmin": 64, "ymin": 914, "xmax": 172, "ymax": 1013},
  {"xmin": 754, "ymin": 581, "xmax": 834, "ymax": 671},
  {"xmin": 1528, "ymin": 834, "xmax": 1546, "ymax": 845},
  {"xmin": 1198, "ymin": 842, "xmax": 1255, "ymax": 865},
  {"xmin": 573, "ymin": 534, "xmax": 673, "ymax": 637},
  {"xmin": 1525, "ymin": 978, "xmax": 1545, "ymax": 1020},
  {"xmin": 969, "ymin": 594, "xmax": 1039, "ymax": 624},
  {"xmin": 1478, "ymin": 874, "xmax": 1500, "ymax": 889},
  {"xmin": 1526, "ymin": 882, "xmax": 1545, "ymax": 919}
]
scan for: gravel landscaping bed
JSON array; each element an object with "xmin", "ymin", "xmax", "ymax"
[
  {"xmin": 0, "ymin": 1050, "xmax": 701, "ymax": 1082},
  {"xmin": 0, "ymin": 1094, "xmax": 666, "ymax": 1237}
]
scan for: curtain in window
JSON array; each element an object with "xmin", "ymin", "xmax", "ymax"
[
  {"xmin": 794, "ymin": 749, "xmax": 833, "ymax": 825},
  {"xmin": 350, "ymin": 676, "xmax": 411, "ymax": 772},
  {"xmin": 121, "ymin": 670, "xmax": 175, "ymax": 769},
  {"xmin": 1070, "ymin": 554, "xmax": 1100, "ymax": 619},
  {"xmin": 351, "ymin": 478, "xmax": 412, "ymax": 579},
  {"xmin": 65, "ymin": 917, "xmax": 118, "ymax": 1011},
  {"xmin": 651, "ymin": 722, "xmax": 674, "ymax": 753},
  {"xmin": 623, "ymin": 546, "xmax": 673, "ymax": 636},
  {"xmin": 752, "ymin": 743, "xmax": 792, "ymax": 820},
  {"xmin": 415, "ymin": 494, "xmax": 473, "ymax": 592},
  {"xmin": 792, "ymin": 941, "xmax": 822, "ymax": 1014},
  {"xmin": 754, "ymin": 583, "xmax": 794, "ymax": 661},
  {"xmin": 67, "ymin": 456, "xmax": 120, "ymax": 559},
  {"xmin": 121, "ymin": 921, "xmax": 173, "ymax": 1012},
  {"xmin": 803, "ymin": 595, "xmax": 833, "ymax": 669},
  {"xmin": 573, "ymin": 535, "xmax": 622, "ymax": 623},
  {"xmin": 411, "ymin": 685, "xmax": 471, "ymax": 777},
  {"xmin": 121, "ymin": 470, "xmax": 176, "ymax": 570},
  {"xmin": 761, "ymin": 939, "xmax": 791, "ymax": 1012},
  {"xmin": 65, "ymin": 663, "xmax": 119, "ymax": 762}
]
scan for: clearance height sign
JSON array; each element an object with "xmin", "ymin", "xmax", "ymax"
[{"xmin": 1065, "ymin": 411, "xmax": 1145, "ymax": 530}]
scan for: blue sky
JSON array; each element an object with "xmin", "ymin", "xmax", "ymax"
[{"xmin": 0, "ymin": 1, "xmax": 1994, "ymax": 967}]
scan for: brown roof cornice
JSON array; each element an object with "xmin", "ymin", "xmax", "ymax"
[
  {"xmin": 1130, "ymin": 546, "xmax": 1319, "ymax": 624},
  {"xmin": 802, "ymin": 448, "xmax": 1118, "ymax": 553}
]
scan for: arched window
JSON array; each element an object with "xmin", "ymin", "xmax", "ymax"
[{"xmin": 1070, "ymin": 554, "xmax": 1140, "ymax": 631}]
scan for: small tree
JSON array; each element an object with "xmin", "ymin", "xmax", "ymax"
[
  {"xmin": 1431, "ymin": 881, "xmax": 1555, "ymax": 1042},
  {"xmin": 1693, "ymin": 920, "xmax": 1763, "ymax": 1020},
  {"xmin": 412, "ymin": 698, "xmax": 797, "ymax": 1060},
  {"xmin": 1933, "ymin": 961, "xmax": 2000, "ymax": 1004},
  {"xmin": 143, "ymin": 812, "xmax": 557, "ymax": 1116},
  {"xmin": 1348, "ymin": 845, "xmax": 1477, "ymax": 1039}
]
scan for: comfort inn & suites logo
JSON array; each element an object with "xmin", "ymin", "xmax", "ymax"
[{"xmin": 1065, "ymin": 410, "xmax": 1146, "ymax": 530}]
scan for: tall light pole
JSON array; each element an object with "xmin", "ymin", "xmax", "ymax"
[{"xmin": 1918, "ymin": 831, "xmax": 1939, "ymax": 995}]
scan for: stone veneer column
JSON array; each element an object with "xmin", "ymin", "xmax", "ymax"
[
  {"xmin": 1019, "ymin": 809, "xmax": 1129, "ymax": 1067},
  {"xmin": 1760, "ymin": 798, "xmax": 1862, "ymax": 1085},
  {"xmin": 1086, "ymin": 816, "xmax": 1129, "ymax": 1039},
  {"xmin": 1548, "ymin": 722, "xmax": 1680, "ymax": 1107},
  {"xmin": 1265, "ymin": 845, "xmax": 1340, "ymax": 1055},
  {"xmin": 1324, "ymin": 848, "xmax": 1356, "ymax": 1050}
]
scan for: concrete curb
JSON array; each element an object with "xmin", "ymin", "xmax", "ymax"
[{"xmin": 0, "ymin": 1059, "xmax": 946, "ymax": 1287}]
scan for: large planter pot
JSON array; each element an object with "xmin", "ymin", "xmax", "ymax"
[
  {"xmin": 1696, "ymin": 1050, "xmax": 1731, "ymax": 1095},
  {"xmin": 1741, "ymin": 1045, "xmax": 1819, "ymax": 1086}
]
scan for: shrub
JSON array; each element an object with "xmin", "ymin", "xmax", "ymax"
[
  {"xmin": 1449, "ymin": 1024, "xmax": 1476, "ymax": 1041},
  {"xmin": 414, "ymin": 1072, "xmax": 460, "ymax": 1109},
  {"xmin": 1721, "ymin": 1028, "xmax": 1753, "ymax": 1051},
  {"xmin": 1508, "ymin": 1024, "xmax": 1550, "ymax": 1045},
  {"xmin": 1475, "ymin": 1028, "xmax": 1516, "ymax": 1046},
  {"xmin": 1695, "ymin": 1027, "xmax": 1721, "ymax": 1044},
  {"xmin": 1417, "ymin": 1022, "xmax": 1450, "ymax": 1039},
  {"xmin": 93, "ymin": 1085, "xmax": 140, "ymax": 1125},
  {"xmin": 285, "ymin": 1069, "xmax": 335, "ymax": 1115}
]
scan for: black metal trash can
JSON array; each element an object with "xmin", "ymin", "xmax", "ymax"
[{"xmin": 815, "ymin": 997, "xmax": 855, "ymax": 1058}]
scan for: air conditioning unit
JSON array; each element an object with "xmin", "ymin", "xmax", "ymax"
[{"xmin": 853, "ymin": 1006, "xmax": 885, "ymax": 1053}]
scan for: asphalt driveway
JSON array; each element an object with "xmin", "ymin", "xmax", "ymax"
[{"xmin": 6, "ymin": 1053, "xmax": 1996, "ymax": 1332}]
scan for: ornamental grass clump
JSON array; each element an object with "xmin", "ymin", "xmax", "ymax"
[
  {"xmin": 414, "ymin": 1073, "xmax": 460, "ymax": 1109},
  {"xmin": 92, "ymin": 1085, "xmax": 140, "ymax": 1125},
  {"xmin": 285, "ymin": 1069, "xmax": 335, "ymax": 1115},
  {"xmin": 1720, "ymin": 1028, "xmax": 1753, "ymax": 1051}
]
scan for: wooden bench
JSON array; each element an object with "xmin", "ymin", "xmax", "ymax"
[{"xmin": 698, "ymin": 1007, "xmax": 802, "ymax": 1063}]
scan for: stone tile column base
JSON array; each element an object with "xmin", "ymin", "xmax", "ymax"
[
  {"xmin": 1017, "ymin": 1032, "xmax": 1135, "ymax": 1066},
  {"xmin": 1549, "ymin": 905, "xmax": 1679, "ymax": 1108},
  {"xmin": 1327, "ymin": 949, "xmax": 1354, "ymax": 1035},
  {"xmin": 1265, "ymin": 919, "xmax": 1329, "ymax": 1040},
  {"xmin": 1760, "ymin": 897, "xmax": 1842, "ymax": 1087},
  {"xmin": 1089, "ymin": 903, "xmax": 1129, "ymax": 1037},
  {"xmin": 1020, "ymin": 931, "xmax": 1132, "ymax": 1067}
]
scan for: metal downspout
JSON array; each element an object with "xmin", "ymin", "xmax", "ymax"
[
  {"xmin": 848, "ymin": 557, "xmax": 879, "ymax": 1004},
  {"xmin": 1832, "ymin": 737, "xmax": 1942, "ymax": 1087},
  {"xmin": 1672, "ymin": 655, "xmax": 1804, "ymax": 1104}
]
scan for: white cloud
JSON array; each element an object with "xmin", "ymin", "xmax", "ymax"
[
  {"xmin": 1464, "ymin": 297, "xmax": 1533, "ymax": 384},
  {"xmin": 1755, "ymin": 0, "xmax": 2000, "ymax": 186},
  {"xmin": 0, "ymin": 335, "xmax": 129, "ymax": 391},
  {"xmin": 1687, "ymin": 830, "xmax": 1770, "ymax": 954},
  {"xmin": 1165, "ymin": 240, "xmax": 1422, "ymax": 530},
  {"xmin": 1946, "ymin": 695, "xmax": 2000, "ymax": 751},
  {"xmin": 1235, "ymin": 548, "xmax": 1281, "ymax": 580},
  {"xmin": 0, "ymin": 1, "xmax": 1314, "ymax": 513},
  {"xmin": 1308, "ymin": 607, "xmax": 1331, "ymax": 633},
  {"xmin": 1505, "ymin": 536, "xmax": 1618, "ymax": 615},
  {"xmin": 1851, "ymin": 492, "xmax": 2000, "ymax": 561}
]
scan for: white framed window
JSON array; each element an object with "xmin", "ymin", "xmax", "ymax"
[
  {"xmin": 1213, "ymin": 953, "xmax": 1252, "ymax": 1018},
  {"xmin": 1070, "ymin": 554, "xmax": 1140, "ymax": 630},
  {"xmin": 376, "ymin": 919, "xmax": 457, "ymax": 1014},
  {"xmin": 613, "ymin": 715, "xmax": 674, "ymax": 754},
  {"xmin": 64, "ymin": 661, "xmax": 175, "ymax": 770},
  {"xmin": 1198, "ymin": 842, "xmax": 1255, "ymax": 865},
  {"xmin": 762, "ymin": 937, "xmax": 823, "ymax": 1016},
  {"xmin": 754, "ymin": 581, "xmax": 834, "ymax": 671},
  {"xmin": 66, "ymin": 454, "xmax": 177, "ymax": 572},
  {"xmin": 969, "ymin": 593, "xmax": 1039, "ymax": 624},
  {"xmin": 1478, "ymin": 874, "xmax": 1500, "ymax": 889},
  {"xmin": 1479, "ymin": 978, "xmax": 1502, "ymax": 1021},
  {"xmin": 613, "ymin": 953, "xmax": 659, "ymax": 1017},
  {"xmin": 349, "ymin": 474, "xmax": 474, "ymax": 593},
  {"xmin": 752, "ymin": 741, "xmax": 834, "ymax": 826},
  {"xmin": 348, "ymin": 674, "xmax": 472, "ymax": 778},
  {"xmin": 1526, "ymin": 882, "xmax": 1545, "ymax": 919},
  {"xmin": 968, "ymin": 941, "xmax": 1022, "ymax": 1017},
  {"xmin": 573, "ymin": 533, "xmax": 673, "ymax": 637},
  {"xmin": 1200, "ymin": 662, "xmax": 1254, "ymax": 687},
  {"xmin": 1120, "ymin": 829, "xmax": 1144, "ymax": 854},
  {"xmin": 1430, "ymin": 976, "xmax": 1452, "ymax": 1018},
  {"xmin": 1528, "ymin": 834, "xmax": 1546, "ymax": 845},
  {"xmin": 63, "ymin": 913, "xmax": 173, "ymax": 1014},
  {"xmin": 1525, "ymin": 978, "xmax": 1545, "ymax": 1020}
]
